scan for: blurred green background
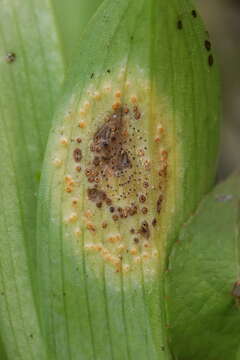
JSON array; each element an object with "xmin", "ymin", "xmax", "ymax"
[{"xmin": 198, "ymin": 0, "xmax": 240, "ymax": 180}]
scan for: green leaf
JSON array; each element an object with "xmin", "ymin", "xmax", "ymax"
[
  {"xmin": 51, "ymin": 0, "xmax": 103, "ymax": 64},
  {"xmin": 166, "ymin": 173, "xmax": 240, "ymax": 360},
  {"xmin": 0, "ymin": 0, "xmax": 65, "ymax": 358},
  {"xmin": 0, "ymin": 0, "xmax": 65, "ymax": 266},
  {"xmin": 0, "ymin": 337, "xmax": 7, "ymax": 360},
  {"xmin": 36, "ymin": 0, "xmax": 220, "ymax": 359}
]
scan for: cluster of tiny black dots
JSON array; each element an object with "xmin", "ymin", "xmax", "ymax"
[
  {"xmin": 176, "ymin": 10, "xmax": 214, "ymax": 67},
  {"xmin": 81, "ymin": 102, "xmax": 167, "ymax": 248}
]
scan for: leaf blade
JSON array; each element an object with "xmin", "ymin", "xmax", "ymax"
[
  {"xmin": 0, "ymin": 0, "xmax": 65, "ymax": 357},
  {"xmin": 166, "ymin": 173, "xmax": 240, "ymax": 360}
]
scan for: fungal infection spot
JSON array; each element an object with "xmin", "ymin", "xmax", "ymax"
[
  {"xmin": 86, "ymin": 222, "xmax": 96, "ymax": 233},
  {"xmin": 73, "ymin": 148, "xmax": 82, "ymax": 162},
  {"xmin": 5, "ymin": 52, "xmax": 16, "ymax": 63},
  {"xmin": 79, "ymin": 120, "xmax": 86, "ymax": 128},
  {"xmin": 208, "ymin": 54, "xmax": 214, "ymax": 67},
  {"xmin": 191, "ymin": 10, "xmax": 197, "ymax": 18},
  {"xmin": 204, "ymin": 40, "xmax": 211, "ymax": 52},
  {"xmin": 177, "ymin": 20, "xmax": 183, "ymax": 30},
  {"xmin": 60, "ymin": 71, "xmax": 169, "ymax": 275},
  {"xmin": 60, "ymin": 137, "xmax": 68, "ymax": 146},
  {"xmin": 130, "ymin": 95, "xmax": 137, "ymax": 104}
]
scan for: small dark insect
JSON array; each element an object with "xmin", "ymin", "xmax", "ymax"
[
  {"xmin": 177, "ymin": 20, "xmax": 183, "ymax": 30},
  {"xmin": 90, "ymin": 73, "xmax": 94, "ymax": 79},
  {"xmin": 204, "ymin": 40, "xmax": 211, "ymax": 52},
  {"xmin": 73, "ymin": 148, "xmax": 82, "ymax": 162},
  {"xmin": 191, "ymin": 10, "xmax": 197, "ymax": 18},
  {"xmin": 208, "ymin": 54, "xmax": 214, "ymax": 67},
  {"xmin": 5, "ymin": 52, "xmax": 16, "ymax": 63},
  {"xmin": 107, "ymin": 69, "xmax": 111, "ymax": 73}
]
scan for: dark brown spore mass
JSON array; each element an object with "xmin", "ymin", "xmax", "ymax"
[
  {"xmin": 91, "ymin": 107, "xmax": 132, "ymax": 175},
  {"xmin": 177, "ymin": 20, "xmax": 183, "ymax": 30},
  {"xmin": 208, "ymin": 54, "xmax": 214, "ymax": 67},
  {"xmin": 5, "ymin": 52, "xmax": 16, "ymax": 63},
  {"xmin": 157, "ymin": 194, "xmax": 164, "ymax": 213},
  {"xmin": 87, "ymin": 188, "xmax": 106, "ymax": 203},
  {"xmin": 139, "ymin": 221, "xmax": 150, "ymax": 239},
  {"xmin": 205, "ymin": 40, "xmax": 211, "ymax": 52},
  {"xmin": 152, "ymin": 218, "xmax": 157, "ymax": 227},
  {"xmin": 191, "ymin": 10, "xmax": 197, "ymax": 18},
  {"xmin": 73, "ymin": 148, "xmax": 82, "ymax": 162}
]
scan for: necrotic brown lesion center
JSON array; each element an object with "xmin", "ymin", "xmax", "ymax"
[{"xmin": 90, "ymin": 107, "xmax": 131, "ymax": 176}]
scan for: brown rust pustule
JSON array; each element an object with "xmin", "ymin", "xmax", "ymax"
[
  {"xmin": 138, "ymin": 221, "xmax": 150, "ymax": 239},
  {"xmin": 87, "ymin": 187, "xmax": 106, "ymax": 203},
  {"xmin": 157, "ymin": 194, "xmax": 164, "ymax": 214},
  {"xmin": 73, "ymin": 148, "xmax": 82, "ymax": 162}
]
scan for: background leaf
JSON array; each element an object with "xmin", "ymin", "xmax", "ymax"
[
  {"xmin": 51, "ymin": 0, "xmax": 103, "ymax": 64},
  {"xmin": 0, "ymin": 0, "xmax": 65, "ymax": 358},
  {"xmin": 36, "ymin": 0, "xmax": 220, "ymax": 359},
  {"xmin": 166, "ymin": 173, "xmax": 240, "ymax": 360}
]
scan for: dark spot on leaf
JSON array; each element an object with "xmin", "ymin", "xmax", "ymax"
[
  {"xmin": 91, "ymin": 107, "xmax": 132, "ymax": 175},
  {"xmin": 208, "ymin": 54, "xmax": 214, "ymax": 67},
  {"xmin": 73, "ymin": 148, "xmax": 82, "ymax": 162},
  {"xmin": 177, "ymin": 20, "xmax": 183, "ymax": 30},
  {"xmin": 204, "ymin": 40, "xmax": 211, "ymax": 51},
  {"xmin": 139, "ymin": 194, "xmax": 146, "ymax": 203},
  {"xmin": 5, "ymin": 52, "xmax": 16, "ymax": 63},
  {"xmin": 157, "ymin": 194, "xmax": 164, "ymax": 213},
  {"xmin": 112, "ymin": 214, "xmax": 119, "ymax": 221},
  {"xmin": 139, "ymin": 221, "xmax": 150, "ymax": 239},
  {"xmin": 152, "ymin": 218, "xmax": 157, "ymax": 227},
  {"xmin": 191, "ymin": 10, "xmax": 197, "ymax": 18},
  {"xmin": 87, "ymin": 188, "xmax": 107, "ymax": 204}
]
